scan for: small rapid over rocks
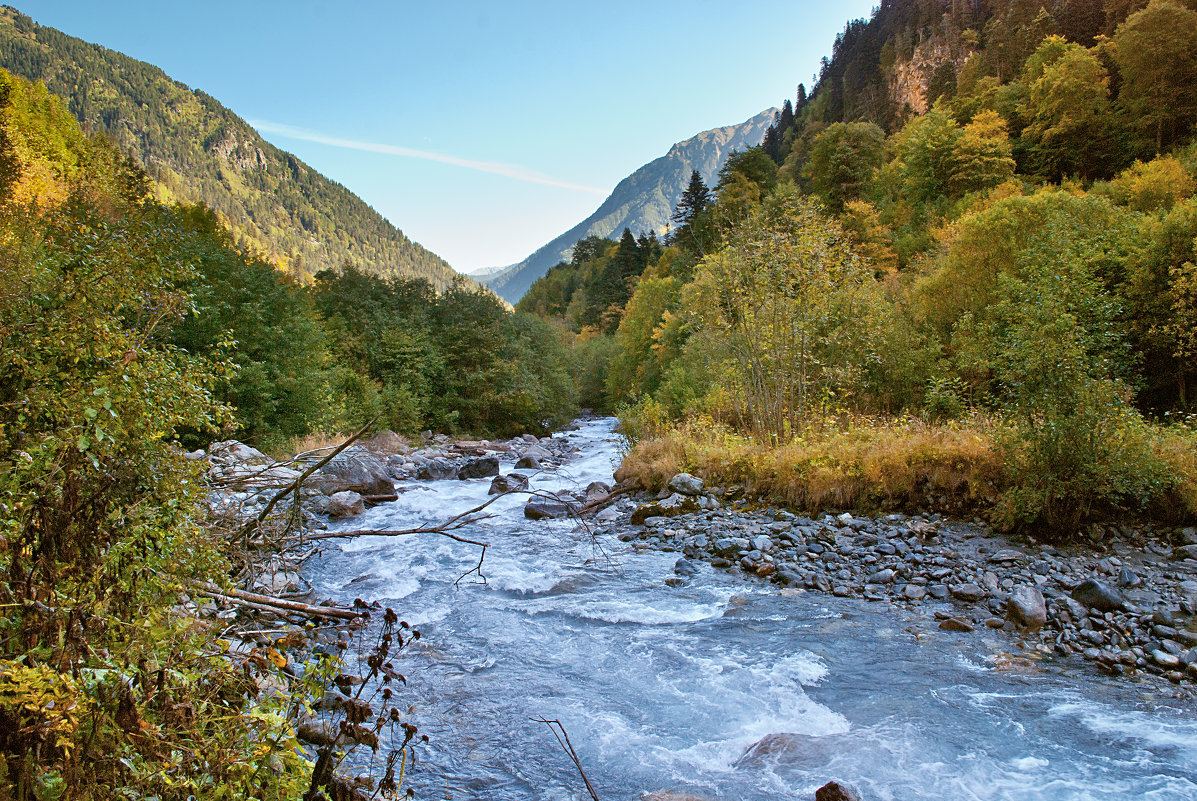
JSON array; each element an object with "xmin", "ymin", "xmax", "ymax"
[{"xmin": 308, "ymin": 418, "xmax": 1197, "ymax": 800}]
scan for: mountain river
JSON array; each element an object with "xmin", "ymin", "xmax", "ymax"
[{"xmin": 309, "ymin": 417, "xmax": 1197, "ymax": 800}]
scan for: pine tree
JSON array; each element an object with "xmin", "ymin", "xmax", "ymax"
[{"xmin": 671, "ymin": 170, "xmax": 711, "ymax": 227}]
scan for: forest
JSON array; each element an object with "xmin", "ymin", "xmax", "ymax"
[{"xmin": 521, "ymin": 0, "xmax": 1197, "ymax": 533}]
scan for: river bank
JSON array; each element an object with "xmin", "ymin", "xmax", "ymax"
[{"xmin": 294, "ymin": 417, "xmax": 1197, "ymax": 800}]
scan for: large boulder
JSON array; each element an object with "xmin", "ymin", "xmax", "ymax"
[
  {"xmin": 524, "ymin": 496, "xmax": 577, "ymax": 520},
  {"xmin": 520, "ymin": 444, "xmax": 553, "ymax": 463},
  {"xmin": 417, "ymin": 459, "xmax": 459, "ymax": 481},
  {"xmin": 667, "ymin": 473, "xmax": 705, "ymax": 496},
  {"xmin": 310, "ymin": 446, "xmax": 395, "ymax": 496},
  {"xmin": 1071, "ymin": 578, "xmax": 1123, "ymax": 613},
  {"xmin": 327, "ymin": 491, "xmax": 365, "ymax": 518},
  {"xmin": 1173, "ymin": 544, "xmax": 1197, "ymax": 561},
  {"xmin": 458, "ymin": 456, "xmax": 500, "ymax": 479},
  {"xmin": 208, "ymin": 440, "xmax": 270, "ymax": 464},
  {"xmin": 1005, "ymin": 585, "xmax": 1047, "ymax": 632},
  {"xmin": 489, "ymin": 473, "xmax": 530, "ymax": 495}
]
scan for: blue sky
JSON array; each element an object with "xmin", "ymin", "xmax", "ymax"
[{"xmin": 17, "ymin": 1, "xmax": 877, "ymax": 272}]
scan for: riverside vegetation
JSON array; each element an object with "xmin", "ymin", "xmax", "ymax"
[
  {"xmin": 520, "ymin": 0, "xmax": 1197, "ymax": 537},
  {"xmin": 4, "ymin": 0, "xmax": 1197, "ymax": 798},
  {"xmin": 0, "ymin": 65, "xmax": 576, "ymax": 799}
]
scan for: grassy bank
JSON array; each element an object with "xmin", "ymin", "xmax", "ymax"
[{"xmin": 616, "ymin": 413, "xmax": 1197, "ymax": 535}]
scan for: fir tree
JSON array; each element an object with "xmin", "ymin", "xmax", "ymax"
[{"xmin": 671, "ymin": 170, "xmax": 711, "ymax": 227}]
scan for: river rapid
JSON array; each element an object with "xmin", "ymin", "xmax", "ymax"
[{"xmin": 309, "ymin": 418, "xmax": 1197, "ymax": 800}]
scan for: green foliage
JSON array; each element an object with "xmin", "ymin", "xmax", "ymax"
[
  {"xmin": 1113, "ymin": 0, "xmax": 1197, "ymax": 155},
  {"xmin": 803, "ymin": 122, "xmax": 885, "ymax": 211}
]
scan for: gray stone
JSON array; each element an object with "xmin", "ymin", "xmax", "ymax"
[
  {"xmin": 951, "ymin": 583, "xmax": 987, "ymax": 602},
  {"xmin": 867, "ymin": 568, "xmax": 897, "ymax": 584},
  {"xmin": 668, "ymin": 473, "xmax": 705, "ymax": 496},
  {"xmin": 524, "ymin": 496, "xmax": 575, "ymax": 520},
  {"xmin": 902, "ymin": 584, "xmax": 927, "ymax": 601},
  {"xmin": 520, "ymin": 444, "xmax": 553, "ymax": 463},
  {"xmin": 311, "ymin": 446, "xmax": 395, "ymax": 495},
  {"xmin": 416, "ymin": 458, "xmax": 458, "ymax": 481},
  {"xmin": 457, "ymin": 456, "xmax": 500, "ymax": 479},
  {"xmin": 1117, "ymin": 567, "xmax": 1142, "ymax": 588},
  {"xmin": 1006, "ymin": 586, "xmax": 1047, "ymax": 632},
  {"xmin": 1173, "ymin": 544, "xmax": 1197, "ymax": 561},
  {"xmin": 489, "ymin": 473, "xmax": 530, "ymax": 495},
  {"xmin": 939, "ymin": 617, "xmax": 975, "ymax": 632},
  {"xmin": 515, "ymin": 455, "xmax": 542, "ymax": 470},
  {"xmin": 1071, "ymin": 579, "xmax": 1124, "ymax": 613},
  {"xmin": 1151, "ymin": 649, "xmax": 1181, "ymax": 669},
  {"xmin": 327, "ymin": 491, "xmax": 365, "ymax": 518}
]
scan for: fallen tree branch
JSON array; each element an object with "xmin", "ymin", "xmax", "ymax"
[
  {"xmin": 185, "ymin": 579, "xmax": 364, "ymax": 620},
  {"xmin": 532, "ymin": 717, "xmax": 600, "ymax": 801}
]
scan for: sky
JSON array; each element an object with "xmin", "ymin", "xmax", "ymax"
[{"xmin": 16, "ymin": 1, "xmax": 877, "ymax": 273}]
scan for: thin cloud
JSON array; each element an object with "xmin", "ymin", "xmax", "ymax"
[{"xmin": 251, "ymin": 120, "xmax": 608, "ymax": 195}]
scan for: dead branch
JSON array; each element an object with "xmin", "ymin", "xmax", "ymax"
[
  {"xmin": 185, "ymin": 579, "xmax": 364, "ymax": 620},
  {"xmin": 532, "ymin": 717, "xmax": 600, "ymax": 801}
]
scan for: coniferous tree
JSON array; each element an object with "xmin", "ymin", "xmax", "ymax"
[{"xmin": 671, "ymin": 170, "xmax": 712, "ymax": 227}]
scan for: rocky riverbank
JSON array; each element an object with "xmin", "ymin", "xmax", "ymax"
[{"xmin": 595, "ymin": 473, "xmax": 1197, "ymax": 696}]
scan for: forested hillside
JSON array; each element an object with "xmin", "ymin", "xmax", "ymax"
[
  {"xmin": 525, "ymin": 0, "xmax": 1197, "ymax": 533},
  {"xmin": 0, "ymin": 5, "xmax": 464, "ymax": 287}
]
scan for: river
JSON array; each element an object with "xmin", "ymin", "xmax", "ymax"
[{"xmin": 308, "ymin": 417, "xmax": 1197, "ymax": 800}]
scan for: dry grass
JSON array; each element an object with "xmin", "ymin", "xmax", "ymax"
[
  {"xmin": 1153, "ymin": 425, "xmax": 1197, "ymax": 520},
  {"xmin": 268, "ymin": 431, "xmax": 351, "ymax": 461},
  {"xmin": 618, "ymin": 415, "xmax": 1006, "ymax": 515}
]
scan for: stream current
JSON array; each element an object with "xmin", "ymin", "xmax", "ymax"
[{"xmin": 309, "ymin": 418, "xmax": 1197, "ymax": 800}]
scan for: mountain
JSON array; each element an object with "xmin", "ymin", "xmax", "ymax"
[
  {"xmin": 0, "ymin": 6, "xmax": 464, "ymax": 289},
  {"xmin": 484, "ymin": 108, "xmax": 777, "ymax": 303}
]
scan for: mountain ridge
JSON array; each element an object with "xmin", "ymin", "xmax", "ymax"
[
  {"xmin": 484, "ymin": 108, "xmax": 777, "ymax": 303},
  {"xmin": 0, "ymin": 5, "xmax": 465, "ymax": 289}
]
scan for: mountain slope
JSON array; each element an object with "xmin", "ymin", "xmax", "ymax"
[
  {"xmin": 485, "ymin": 108, "xmax": 777, "ymax": 303},
  {"xmin": 0, "ymin": 6, "xmax": 463, "ymax": 289}
]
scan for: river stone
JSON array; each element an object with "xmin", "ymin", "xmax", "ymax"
[
  {"xmin": 520, "ymin": 444, "xmax": 553, "ymax": 463},
  {"xmin": 417, "ymin": 458, "xmax": 458, "ymax": 481},
  {"xmin": 951, "ymin": 583, "xmax": 987, "ymax": 602},
  {"xmin": 524, "ymin": 496, "xmax": 574, "ymax": 520},
  {"xmin": 1117, "ymin": 567, "xmax": 1142, "ymax": 588},
  {"xmin": 1173, "ymin": 544, "xmax": 1197, "ymax": 561},
  {"xmin": 327, "ymin": 491, "xmax": 364, "ymax": 518},
  {"xmin": 1006, "ymin": 586, "xmax": 1047, "ymax": 632},
  {"xmin": 867, "ymin": 568, "xmax": 896, "ymax": 584},
  {"xmin": 457, "ymin": 456, "xmax": 500, "ymax": 479},
  {"xmin": 816, "ymin": 782, "xmax": 863, "ymax": 801},
  {"xmin": 1071, "ymin": 579, "xmax": 1124, "ymax": 613},
  {"xmin": 940, "ymin": 617, "xmax": 975, "ymax": 632},
  {"xmin": 208, "ymin": 439, "xmax": 270, "ymax": 464},
  {"xmin": 1152, "ymin": 650, "xmax": 1181, "ymax": 669},
  {"xmin": 311, "ymin": 446, "xmax": 396, "ymax": 496},
  {"xmin": 902, "ymin": 584, "xmax": 927, "ymax": 601},
  {"xmin": 489, "ymin": 473, "xmax": 530, "ymax": 495},
  {"xmin": 630, "ymin": 494, "xmax": 701, "ymax": 525},
  {"xmin": 668, "ymin": 473, "xmax": 705, "ymax": 496}
]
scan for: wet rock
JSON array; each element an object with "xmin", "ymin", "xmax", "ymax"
[
  {"xmin": 951, "ymin": 583, "xmax": 986, "ymax": 603},
  {"xmin": 1005, "ymin": 586, "xmax": 1047, "ymax": 632},
  {"xmin": 585, "ymin": 481, "xmax": 612, "ymax": 500},
  {"xmin": 668, "ymin": 473, "xmax": 705, "ymax": 496},
  {"xmin": 939, "ymin": 616, "xmax": 975, "ymax": 632},
  {"xmin": 515, "ymin": 455, "xmax": 543, "ymax": 470},
  {"xmin": 519, "ymin": 444, "xmax": 552, "ymax": 464},
  {"xmin": 327, "ymin": 491, "xmax": 365, "ymax": 518},
  {"xmin": 311, "ymin": 446, "xmax": 395, "ymax": 496},
  {"xmin": 1071, "ymin": 579, "xmax": 1124, "ymax": 613},
  {"xmin": 417, "ymin": 458, "xmax": 459, "ymax": 481},
  {"xmin": 524, "ymin": 496, "xmax": 575, "ymax": 520},
  {"xmin": 816, "ymin": 781, "xmax": 864, "ymax": 801},
  {"xmin": 489, "ymin": 473, "xmax": 530, "ymax": 495},
  {"xmin": 457, "ymin": 456, "xmax": 499, "ymax": 479}
]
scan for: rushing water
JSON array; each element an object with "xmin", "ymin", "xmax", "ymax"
[{"xmin": 309, "ymin": 418, "xmax": 1197, "ymax": 800}]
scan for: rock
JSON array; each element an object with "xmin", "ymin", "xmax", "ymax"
[
  {"xmin": 1117, "ymin": 567, "xmax": 1142, "ymax": 588},
  {"xmin": 208, "ymin": 440, "xmax": 270, "ymax": 464},
  {"xmin": 489, "ymin": 473, "xmax": 529, "ymax": 495},
  {"xmin": 816, "ymin": 781, "xmax": 864, "ymax": 801},
  {"xmin": 417, "ymin": 458, "xmax": 459, "ymax": 481},
  {"xmin": 298, "ymin": 719, "xmax": 341, "ymax": 747},
  {"xmin": 585, "ymin": 481, "xmax": 612, "ymax": 500},
  {"xmin": 457, "ymin": 456, "xmax": 500, "ymax": 479},
  {"xmin": 867, "ymin": 569, "xmax": 896, "ymax": 584},
  {"xmin": 1152, "ymin": 650, "xmax": 1182, "ymax": 669},
  {"xmin": 667, "ymin": 473, "xmax": 705, "ymax": 496},
  {"xmin": 939, "ymin": 617, "xmax": 975, "ymax": 632},
  {"xmin": 327, "ymin": 491, "xmax": 365, "ymax": 518},
  {"xmin": 1173, "ymin": 544, "xmax": 1197, "ymax": 561},
  {"xmin": 631, "ymin": 494, "xmax": 701, "ymax": 525},
  {"xmin": 640, "ymin": 791, "xmax": 715, "ymax": 801},
  {"xmin": 902, "ymin": 584, "xmax": 927, "ymax": 601},
  {"xmin": 951, "ymin": 583, "xmax": 987, "ymax": 602},
  {"xmin": 515, "ymin": 455, "xmax": 543, "ymax": 470},
  {"xmin": 524, "ymin": 496, "xmax": 575, "ymax": 520},
  {"xmin": 312, "ymin": 446, "xmax": 396, "ymax": 496},
  {"xmin": 1005, "ymin": 586, "xmax": 1047, "ymax": 632},
  {"xmin": 1071, "ymin": 579, "xmax": 1124, "ymax": 613},
  {"xmin": 520, "ymin": 444, "xmax": 552, "ymax": 463},
  {"xmin": 988, "ymin": 549, "xmax": 1025, "ymax": 564}
]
